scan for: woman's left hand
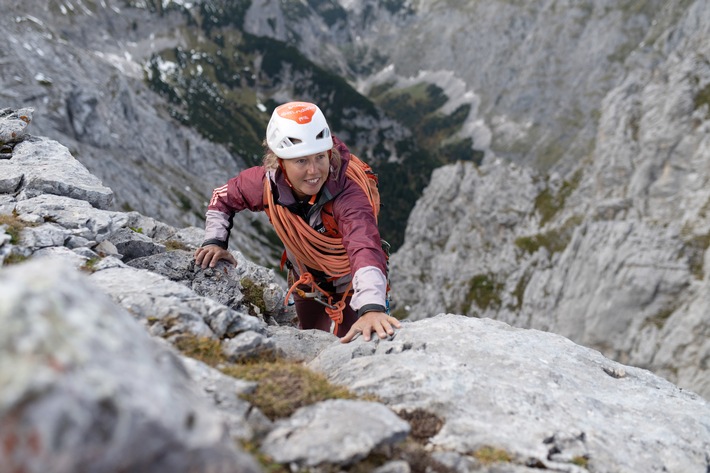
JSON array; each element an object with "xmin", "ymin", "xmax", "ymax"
[{"xmin": 340, "ymin": 311, "xmax": 402, "ymax": 344}]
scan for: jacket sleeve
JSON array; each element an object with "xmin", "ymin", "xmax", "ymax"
[
  {"xmin": 202, "ymin": 166, "xmax": 267, "ymax": 248},
  {"xmin": 332, "ymin": 178, "xmax": 389, "ymax": 315}
]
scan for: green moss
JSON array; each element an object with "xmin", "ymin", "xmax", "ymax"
[
  {"xmin": 2, "ymin": 253, "xmax": 29, "ymax": 266},
  {"xmin": 511, "ymin": 272, "xmax": 531, "ymax": 310},
  {"xmin": 240, "ymin": 277, "xmax": 267, "ymax": 315},
  {"xmin": 515, "ymin": 215, "xmax": 584, "ymax": 256},
  {"xmin": 694, "ymin": 82, "xmax": 710, "ymax": 119},
  {"xmin": 129, "ymin": 226, "xmax": 143, "ymax": 234},
  {"xmin": 465, "ymin": 274, "xmax": 503, "ymax": 311},
  {"xmin": 174, "ymin": 335, "xmax": 226, "ymax": 366},
  {"xmin": 472, "ymin": 446, "xmax": 512, "ymax": 464},
  {"xmin": 683, "ymin": 232, "xmax": 710, "ymax": 279},
  {"xmin": 571, "ymin": 455, "xmax": 590, "ymax": 468},
  {"xmin": 646, "ymin": 306, "xmax": 678, "ymax": 330},
  {"xmin": 80, "ymin": 257, "xmax": 101, "ymax": 273},
  {"xmin": 535, "ymin": 170, "xmax": 583, "ymax": 226},
  {"xmin": 175, "ymin": 334, "xmax": 361, "ymax": 420},
  {"xmin": 0, "ymin": 212, "xmax": 30, "ymax": 245},
  {"xmin": 224, "ymin": 360, "xmax": 357, "ymax": 420}
]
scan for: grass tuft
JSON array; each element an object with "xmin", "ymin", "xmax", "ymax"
[
  {"xmin": 472, "ymin": 445, "xmax": 512, "ymax": 464},
  {"xmin": 174, "ymin": 334, "xmax": 359, "ymax": 420},
  {"xmin": 0, "ymin": 212, "xmax": 32, "ymax": 245}
]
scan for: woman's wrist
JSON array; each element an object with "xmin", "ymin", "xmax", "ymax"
[{"xmin": 357, "ymin": 304, "xmax": 387, "ymax": 317}]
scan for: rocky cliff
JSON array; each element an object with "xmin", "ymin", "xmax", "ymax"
[
  {"xmin": 2, "ymin": 111, "xmax": 709, "ymax": 473},
  {"xmin": 390, "ymin": 0, "xmax": 710, "ymax": 400}
]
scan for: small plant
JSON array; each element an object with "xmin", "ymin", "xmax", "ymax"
[
  {"xmin": 174, "ymin": 334, "xmax": 359, "ymax": 420},
  {"xmin": 571, "ymin": 455, "xmax": 589, "ymax": 468},
  {"xmin": 535, "ymin": 170, "xmax": 582, "ymax": 226},
  {"xmin": 240, "ymin": 277, "xmax": 266, "ymax": 315},
  {"xmin": 682, "ymin": 232, "xmax": 710, "ymax": 280},
  {"xmin": 465, "ymin": 274, "xmax": 503, "ymax": 311},
  {"xmin": 174, "ymin": 335, "xmax": 225, "ymax": 367},
  {"xmin": 80, "ymin": 257, "xmax": 101, "ymax": 273},
  {"xmin": 694, "ymin": 82, "xmax": 710, "ymax": 119},
  {"xmin": 129, "ymin": 226, "xmax": 144, "ymax": 234},
  {"xmin": 515, "ymin": 215, "xmax": 584, "ymax": 256},
  {"xmin": 2, "ymin": 253, "xmax": 29, "ymax": 266},
  {"xmin": 164, "ymin": 239, "xmax": 190, "ymax": 251},
  {"xmin": 223, "ymin": 360, "xmax": 357, "ymax": 420},
  {"xmin": 0, "ymin": 212, "xmax": 31, "ymax": 245},
  {"xmin": 472, "ymin": 445, "xmax": 512, "ymax": 464}
]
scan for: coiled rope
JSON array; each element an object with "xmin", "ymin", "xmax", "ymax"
[{"xmin": 263, "ymin": 156, "xmax": 379, "ymax": 334}]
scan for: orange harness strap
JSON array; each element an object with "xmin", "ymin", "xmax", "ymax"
[{"xmin": 264, "ymin": 156, "xmax": 378, "ymax": 334}]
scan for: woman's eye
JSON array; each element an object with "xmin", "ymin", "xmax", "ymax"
[{"xmin": 296, "ymin": 159, "xmax": 307, "ymax": 166}]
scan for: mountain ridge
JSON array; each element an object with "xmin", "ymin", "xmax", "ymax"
[{"xmin": 2, "ymin": 123, "xmax": 709, "ymax": 471}]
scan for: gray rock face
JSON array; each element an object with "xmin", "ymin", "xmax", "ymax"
[
  {"xmin": 3, "ymin": 130, "xmax": 710, "ymax": 472},
  {"xmin": 390, "ymin": 0, "xmax": 710, "ymax": 400},
  {"xmin": 261, "ymin": 399, "xmax": 410, "ymax": 467},
  {"xmin": 1, "ymin": 136, "xmax": 113, "ymax": 209},
  {"xmin": 90, "ymin": 265, "xmax": 266, "ymax": 341},
  {"xmin": 246, "ymin": 0, "xmax": 671, "ymax": 170},
  {"xmin": 310, "ymin": 314, "xmax": 710, "ymax": 472},
  {"xmin": 128, "ymin": 250, "xmax": 289, "ymax": 323},
  {"xmin": 1, "ymin": 0, "xmax": 278, "ymax": 268},
  {"xmin": 0, "ymin": 258, "xmax": 261, "ymax": 473},
  {"xmin": 0, "ymin": 107, "xmax": 33, "ymax": 146},
  {"xmin": 180, "ymin": 356, "xmax": 273, "ymax": 441}
]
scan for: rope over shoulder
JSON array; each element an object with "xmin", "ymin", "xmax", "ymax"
[
  {"xmin": 262, "ymin": 155, "xmax": 379, "ymax": 278},
  {"xmin": 263, "ymin": 155, "xmax": 380, "ymax": 335}
]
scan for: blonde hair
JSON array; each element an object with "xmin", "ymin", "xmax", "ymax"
[{"xmin": 262, "ymin": 140, "xmax": 342, "ymax": 178}]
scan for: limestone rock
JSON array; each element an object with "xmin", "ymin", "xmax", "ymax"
[
  {"xmin": 3, "ymin": 137, "xmax": 113, "ymax": 209},
  {"xmin": 0, "ymin": 258, "xmax": 261, "ymax": 473},
  {"xmin": 261, "ymin": 399, "xmax": 410, "ymax": 467},
  {"xmin": 309, "ymin": 314, "xmax": 710, "ymax": 472}
]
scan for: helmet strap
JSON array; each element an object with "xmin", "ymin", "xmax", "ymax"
[{"xmin": 278, "ymin": 159, "xmax": 294, "ymax": 189}]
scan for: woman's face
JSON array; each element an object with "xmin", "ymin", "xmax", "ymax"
[{"xmin": 281, "ymin": 152, "xmax": 330, "ymax": 199}]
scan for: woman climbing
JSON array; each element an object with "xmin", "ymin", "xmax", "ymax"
[{"xmin": 194, "ymin": 101, "xmax": 401, "ymax": 343}]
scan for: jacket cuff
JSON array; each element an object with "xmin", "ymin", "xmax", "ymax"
[
  {"xmin": 357, "ymin": 304, "xmax": 387, "ymax": 317},
  {"xmin": 201, "ymin": 239, "xmax": 228, "ymax": 249}
]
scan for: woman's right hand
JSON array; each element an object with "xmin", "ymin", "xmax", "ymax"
[{"xmin": 194, "ymin": 244, "xmax": 238, "ymax": 269}]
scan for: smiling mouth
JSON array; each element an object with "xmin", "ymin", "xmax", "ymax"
[{"xmin": 305, "ymin": 178, "xmax": 320, "ymax": 185}]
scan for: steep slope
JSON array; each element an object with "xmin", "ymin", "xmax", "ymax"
[
  {"xmin": 0, "ymin": 0, "xmax": 285, "ymax": 266},
  {"xmin": 390, "ymin": 0, "xmax": 710, "ymax": 399},
  {"xmin": 3, "ymin": 128, "xmax": 710, "ymax": 473},
  {"xmin": 245, "ymin": 0, "xmax": 675, "ymax": 172},
  {"xmin": 2, "ymin": 0, "xmax": 448, "ymax": 252}
]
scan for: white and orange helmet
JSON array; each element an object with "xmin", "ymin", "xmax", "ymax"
[{"xmin": 266, "ymin": 101, "xmax": 333, "ymax": 159}]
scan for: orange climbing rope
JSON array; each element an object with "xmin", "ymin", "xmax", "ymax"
[{"xmin": 263, "ymin": 156, "xmax": 380, "ymax": 335}]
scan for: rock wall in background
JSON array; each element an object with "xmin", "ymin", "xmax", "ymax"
[
  {"xmin": 390, "ymin": 0, "xmax": 710, "ymax": 400},
  {"xmin": 1, "ymin": 110, "xmax": 709, "ymax": 473}
]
